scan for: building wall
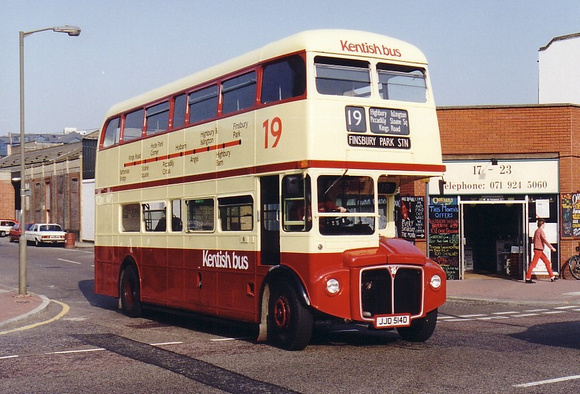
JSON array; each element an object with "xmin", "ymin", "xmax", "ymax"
[
  {"xmin": 24, "ymin": 159, "xmax": 81, "ymax": 237},
  {"xmin": 539, "ymin": 34, "xmax": 580, "ymax": 105},
  {"xmin": 0, "ymin": 170, "xmax": 15, "ymax": 219},
  {"xmin": 436, "ymin": 104, "xmax": 580, "ymax": 268}
]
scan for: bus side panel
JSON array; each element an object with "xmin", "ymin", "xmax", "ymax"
[
  {"xmin": 215, "ymin": 251, "xmax": 259, "ymax": 322},
  {"xmin": 183, "ymin": 248, "xmax": 218, "ymax": 315},
  {"xmin": 139, "ymin": 247, "xmax": 169, "ymax": 305},
  {"xmin": 94, "ymin": 245, "xmax": 120, "ymax": 297},
  {"xmin": 167, "ymin": 247, "xmax": 185, "ymax": 304}
]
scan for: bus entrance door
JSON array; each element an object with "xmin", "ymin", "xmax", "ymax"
[{"xmin": 260, "ymin": 176, "xmax": 280, "ymax": 265}]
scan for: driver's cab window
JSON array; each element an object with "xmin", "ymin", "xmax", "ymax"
[
  {"xmin": 282, "ymin": 175, "xmax": 311, "ymax": 232},
  {"xmin": 317, "ymin": 175, "xmax": 375, "ymax": 235}
]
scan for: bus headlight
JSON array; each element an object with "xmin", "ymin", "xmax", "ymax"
[
  {"xmin": 430, "ymin": 274, "xmax": 442, "ymax": 290},
  {"xmin": 326, "ymin": 278, "xmax": 340, "ymax": 295}
]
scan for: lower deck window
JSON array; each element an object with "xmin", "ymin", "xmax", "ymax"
[
  {"xmin": 186, "ymin": 198, "xmax": 215, "ymax": 231},
  {"xmin": 218, "ymin": 195, "xmax": 253, "ymax": 231},
  {"xmin": 121, "ymin": 203, "xmax": 140, "ymax": 232}
]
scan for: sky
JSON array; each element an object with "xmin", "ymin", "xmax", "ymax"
[{"xmin": 1, "ymin": 0, "xmax": 579, "ymax": 135}]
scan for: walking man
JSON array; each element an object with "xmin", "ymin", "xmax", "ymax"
[{"xmin": 525, "ymin": 219, "xmax": 557, "ymax": 283}]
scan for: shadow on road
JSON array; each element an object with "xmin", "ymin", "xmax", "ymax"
[
  {"xmin": 78, "ymin": 279, "xmax": 118, "ymax": 311},
  {"xmin": 509, "ymin": 321, "xmax": 580, "ymax": 350}
]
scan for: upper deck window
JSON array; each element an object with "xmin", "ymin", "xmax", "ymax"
[
  {"xmin": 102, "ymin": 117, "xmax": 120, "ymax": 148},
  {"xmin": 315, "ymin": 56, "xmax": 371, "ymax": 97},
  {"xmin": 261, "ymin": 55, "xmax": 306, "ymax": 103},
  {"xmin": 222, "ymin": 72, "xmax": 257, "ymax": 115},
  {"xmin": 173, "ymin": 94, "xmax": 187, "ymax": 128},
  {"xmin": 377, "ymin": 64, "xmax": 427, "ymax": 103},
  {"xmin": 145, "ymin": 101, "xmax": 170, "ymax": 135},
  {"xmin": 189, "ymin": 85, "xmax": 218, "ymax": 124},
  {"xmin": 123, "ymin": 109, "xmax": 144, "ymax": 142}
]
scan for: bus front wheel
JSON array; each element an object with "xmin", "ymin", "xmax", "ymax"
[
  {"xmin": 120, "ymin": 265, "xmax": 142, "ymax": 318},
  {"xmin": 396, "ymin": 308, "xmax": 438, "ymax": 342},
  {"xmin": 268, "ymin": 282, "xmax": 313, "ymax": 351}
]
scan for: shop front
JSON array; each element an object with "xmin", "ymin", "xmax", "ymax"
[{"xmin": 428, "ymin": 158, "xmax": 559, "ymax": 280}]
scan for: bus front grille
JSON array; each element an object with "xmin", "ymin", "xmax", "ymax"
[{"xmin": 361, "ymin": 267, "xmax": 423, "ymax": 318}]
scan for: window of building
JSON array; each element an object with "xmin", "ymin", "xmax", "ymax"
[
  {"xmin": 222, "ymin": 72, "xmax": 257, "ymax": 115},
  {"xmin": 185, "ymin": 198, "xmax": 214, "ymax": 232},
  {"xmin": 261, "ymin": 55, "xmax": 306, "ymax": 103},
  {"xmin": 146, "ymin": 101, "xmax": 170, "ymax": 135},
  {"xmin": 123, "ymin": 109, "xmax": 144, "ymax": 142},
  {"xmin": 189, "ymin": 85, "xmax": 218, "ymax": 124},
  {"xmin": 377, "ymin": 64, "xmax": 427, "ymax": 103},
  {"xmin": 218, "ymin": 195, "xmax": 253, "ymax": 231},
  {"xmin": 315, "ymin": 56, "xmax": 371, "ymax": 97}
]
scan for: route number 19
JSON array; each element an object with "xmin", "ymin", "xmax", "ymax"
[
  {"xmin": 345, "ymin": 106, "xmax": 366, "ymax": 132},
  {"xmin": 263, "ymin": 117, "xmax": 282, "ymax": 148}
]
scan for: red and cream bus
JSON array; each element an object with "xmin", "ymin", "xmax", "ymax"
[{"xmin": 94, "ymin": 29, "xmax": 446, "ymax": 350}]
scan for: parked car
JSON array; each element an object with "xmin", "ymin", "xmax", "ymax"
[
  {"xmin": 9, "ymin": 223, "xmax": 33, "ymax": 242},
  {"xmin": 25, "ymin": 223, "xmax": 66, "ymax": 247},
  {"xmin": 0, "ymin": 219, "xmax": 17, "ymax": 237}
]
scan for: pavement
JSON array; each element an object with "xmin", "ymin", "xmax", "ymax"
[{"xmin": 1, "ymin": 268, "xmax": 579, "ymax": 332}]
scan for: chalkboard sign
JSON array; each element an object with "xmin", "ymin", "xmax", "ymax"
[
  {"xmin": 561, "ymin": 192, "xmax": 580, "ymax": 237},
  {"xmin": 428, "ymin": 197, "xmax": 460, "ymax": 280},
  {"xmin": 400, "ymin": 196, "xmax": 425, "ymax": 239}
]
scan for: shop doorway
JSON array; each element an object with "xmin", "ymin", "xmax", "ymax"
[{"xmin": 460, "ymin": 201, "xmax": 528, "ymax": 277}]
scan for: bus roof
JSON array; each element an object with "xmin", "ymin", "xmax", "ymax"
[{"xmin": 105, "ymin": 29, "xmax": 428, "ymax": 118}]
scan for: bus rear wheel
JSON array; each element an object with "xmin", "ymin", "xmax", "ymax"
[
  {"xmin": 120, "ymin": 265, "xmax": 142, "ymax": 318},
  {"xmin": 396, "ymin": 309, "xmax": 438, "ymax": 342},
  {"xmin": 268, "ymin": 282, "xmax": 313, "ymax": 351}
]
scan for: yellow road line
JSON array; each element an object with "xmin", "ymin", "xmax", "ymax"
[{"xmin": 0, "ymin": 300, "xmax": 69, "ymax": 335}]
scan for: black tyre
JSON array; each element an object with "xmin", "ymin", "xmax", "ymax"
[
  {"xmin": 35, "ymin": 238, "xmax": 41, "ymax": 247},
  {"xmin": 569, "ymin": 256, "xmax": 580, "ymax": 280},
  {"xmin": 397, "ymin": 309, "xmax": 438, "ymax": 342},
  {"xmin": 268, "ymin": 282, "xmax": 313, "ymax": 351},
  {"xmin": 120, "ymin": 265, "xmax": 142, "ymax": 318}
]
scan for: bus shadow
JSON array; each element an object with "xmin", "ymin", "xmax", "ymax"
[
  {"xmin": 142, "ymin": 308, "xmax": 258, "ymax": 342},
  {"xmin": 78, "ymin": 279, "xmax": 119, "ymax": 311},
  {"xmin": 78, "ymin": 281, "xmax": 412, "ymax": 349},
  {"xmin": 311, "ymin": 325, "xmax": 401, "ymax": 348},
  {"xmin": 509, "ymin": 321, "xmax": 580, "ymax": 350}
]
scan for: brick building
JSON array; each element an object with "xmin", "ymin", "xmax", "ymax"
[
  {"xmin": 417, "ymin": 104, "xmax": 580, "ymax": 280},
  {"xmin": 0, "ymin": 170, "xmax": 16, "ymax": 219}
]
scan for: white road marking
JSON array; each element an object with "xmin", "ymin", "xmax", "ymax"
[
  {"xmin": 57, "ymin": 258, "xmax": 81, "ymax": 265},
  {"xmin": 439, "ymin": 305, "xmax": 576, "ymax": 323},
  {"xmin": 210, "ymin": 337, "xmax": 253, "ymax": 342},
  {"xmin": 47, "ymin": 348, "xmax": 105, "ymax": 355},
  {"xmin": 513, "ymin": 374, "xmax": 580, "ymax": 388}
]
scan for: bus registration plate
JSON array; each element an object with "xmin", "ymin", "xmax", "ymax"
[{"xmin": 374, "ymin": 314, "xmax": 410, "ymax": 329}]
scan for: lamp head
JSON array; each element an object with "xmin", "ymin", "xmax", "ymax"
[{"xmin": 53, "ymin": 25, "xmax": 81, "ymax": 37}]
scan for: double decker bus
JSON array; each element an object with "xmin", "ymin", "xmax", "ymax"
[{"xmin": 94, "ymin": 29, "xmax": 446, "ymax": 350}]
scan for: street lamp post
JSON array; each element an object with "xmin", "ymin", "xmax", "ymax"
[{"xmin": 18, "ymin": 25, "xmax": 81, "ymax": 296}]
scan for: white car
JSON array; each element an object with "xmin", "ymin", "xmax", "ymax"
[
  {"xmin": 25, "ymin": 223, "xmax": 66, "ymax": 247},
  {"xmin": 0, "ymin": 219, "xmax": 17, "ymax": 237}
]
